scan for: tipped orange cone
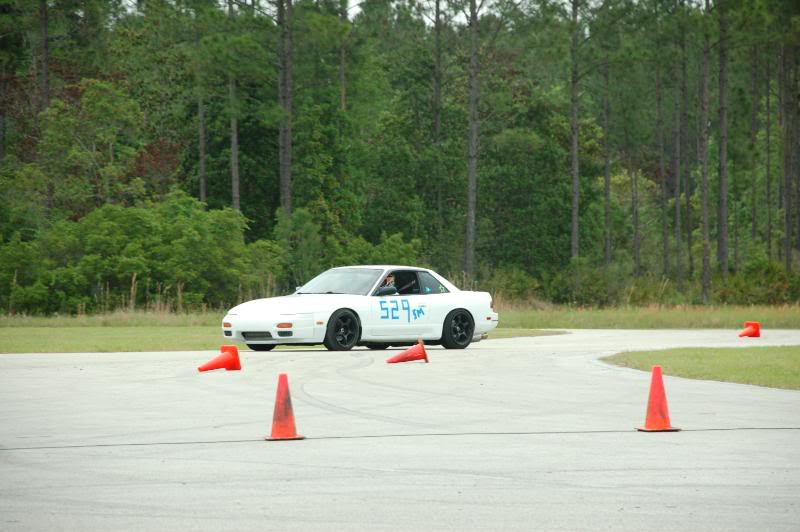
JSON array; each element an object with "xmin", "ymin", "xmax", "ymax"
[
  {"xmin": 738, "ymin": 321, "xmax": 761, "ymax": 338},
  {"xmin": 386, "ymin": 340, "xmax": 428, "ymax": 364},
  {"xmin": 637, "ymin": 365, "xmax": 680, "ymax": 432},
  {"xmin": 198, "ymin": 345, "xmax": 241, "ymax": 372},
  {"xmin": 267, "ymin": 373, "xmax": 304, "ymax": 441}
]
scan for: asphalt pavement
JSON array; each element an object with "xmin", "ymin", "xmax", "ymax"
[{"xmin": 1, "ymin": 329, "xmax": 799, "ymax": 531}]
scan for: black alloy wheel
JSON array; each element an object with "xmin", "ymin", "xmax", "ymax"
[
  {"xmin": 248, "ymin": 344, "xmax": 277, "ymax": 351},
  {"xmin": 324, "ymin": 309, "xmax": 360, "ymax": 351},
  {"xmin": 441, "ymin": 309, "xmax": 474, "ymax": 349}
]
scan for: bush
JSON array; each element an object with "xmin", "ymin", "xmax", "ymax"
[
  {"xmin": 0, "ymin": 192, "xmax": 424, "ymax": 315},
  {"xmin": 483, "ymin": 266, "xmax": 540, "ymax": 301},
  {"xmin": 714, "ymin": 257, "xmax": 800, "ymax": 305}
]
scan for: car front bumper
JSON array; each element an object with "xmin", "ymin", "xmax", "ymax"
[{"xmin": 222, "ymin": 313, "xmax": 323, "ymax": 345}]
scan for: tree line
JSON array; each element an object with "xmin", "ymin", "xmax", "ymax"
[{"xmin": 0, "ymin": 0, "xmax": 799, "ymax": 313}]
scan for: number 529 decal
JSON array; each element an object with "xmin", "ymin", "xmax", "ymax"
[{"xmin": 379, "ymin": 299, "xmax": 425, "ymax": 322}]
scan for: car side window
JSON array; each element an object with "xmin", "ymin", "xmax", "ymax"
[
  {"xmin": 418, "ymin": 272, "xmax": 449, "ymax": 295},
  {"xmin": 394, "ymin": 271, "xmax": 420, "ymax": 295}
]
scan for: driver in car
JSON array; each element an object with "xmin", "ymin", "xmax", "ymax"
[{"xmin": 381, "ymin": 273, "xmax": 395, "ymax": 288}]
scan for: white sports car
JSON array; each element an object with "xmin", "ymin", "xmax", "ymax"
[{"xmin": 221, "ymin": 265, "xmax": 499, "ymax": 351}]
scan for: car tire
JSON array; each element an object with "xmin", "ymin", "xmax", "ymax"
[
  {"xmin": 441, "ymin": 309, "xmax": 474, "ymax": 349},
  {"xmin": 365, "ymin": 343, "xmax": 389, "ymax": 350},
  {"xmin": 248, "ymin": 344, "xmax": 277, "ymax": 352},
  {"xmin": 323, "ymin": 309, "xmax": 360, "ymax": 351}
]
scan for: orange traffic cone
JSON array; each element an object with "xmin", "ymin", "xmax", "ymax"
[
  {"xmin": 267, "ymin": 373, "xmax": 304, "ymax": 441},
  {"xmin": 386, "ymin": 340, "xmax": 428, "ymax": 364},
  {"xmin": 637, "ymin": 365, "xmax": 680, "ymax": 432},
  {"xmin": 738, "ymin": 321, "xmax": 761, "ymax": 338},
  {"xmin": 198, "ymin": 345, "xmax": 241, "ymax": 372}
]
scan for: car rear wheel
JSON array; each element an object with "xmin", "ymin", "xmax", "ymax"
[
  {"xmin": 248, "ymin": 344, "xmax": 276, "ymax": 352},
  {"xmin": 323, "ymin": 309, "xmax": 360, "ymax": 351},
  {"xmin": 441, "ymin": 309, "xmax": 474, "ymax": 349}
]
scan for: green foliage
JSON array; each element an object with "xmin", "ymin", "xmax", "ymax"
[
  {"xmin": 714, "ymin": 256, "xmax": 800, "ymax": 305},
  {"xmin": 0, "ymin": 0, "xmax": 797, "ymax": 314},
  {"xmin": 0, "ymin": 191, "xmax": 252, "ymax": 313},
  {"xmin": 483, "ymin": 266, "xmax": 541, "ymax": 301},
  {"xmin": 38, "ymin": 79, "xmax": 143, "ymax": 213},
  {"xmin": 274, "ymin": 207, "xmax": 324, "ymax": 288}
]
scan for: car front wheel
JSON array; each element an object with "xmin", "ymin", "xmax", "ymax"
[
  {"xmin": 248, "ymin": 344, "xmax": 277, "ymax": 351},
  {"xmin": 441, "ymin": 309, "xmax": 474, "ymax": 349},
  {"xmin": 323, "ymin": 309, "xmax": 360, "ymax": 351}
]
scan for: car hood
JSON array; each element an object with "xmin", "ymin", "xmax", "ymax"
[{"xmin": 226, "ymin": 294, "xmax": 361, "ymax": 316}]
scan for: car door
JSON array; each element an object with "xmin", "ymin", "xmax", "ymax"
[
  {"xmin": 415, "ymin": 270, "xmax": 454, "ymax": 336},
  {"xmin": 370, "ymin": 271, "xmax": 432, "ymax": 338}
]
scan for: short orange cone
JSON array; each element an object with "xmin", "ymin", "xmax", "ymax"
[
  {"xmin": 386, "ymin": 340, "xmax": 428, "ymax": 364},
  {"xmin": 637, "ymin": 365, "xmax": 680, "ymax": 432},
  {"xmin": 267, "ymin": 373, "xmax": 304, "ymax": 441},
  {"xmin": 198, "ymin": 345, "xmax": 241, "ymax": 372},
  {"xmin": 738, "ymin": 321, "xmax": 761, "ymax": 338}
]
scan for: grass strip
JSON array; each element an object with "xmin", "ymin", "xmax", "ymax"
[
  {"xmin": 603, "ymin": 346, "xmax": 800, "ymax": 390},
  {"xmin": 499, "ymin": 305, "xmax": 800, "ymax": 329},
  {"xmin": 2, "ymin": 305, "xmax": 796, "ymax": 330},
  {"xmin": 0, "ymin": 326, "xmax": 555, "ymax": 353}
]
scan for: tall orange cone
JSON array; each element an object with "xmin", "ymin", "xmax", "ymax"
[
  {"xmin": 637, "ymin": 365, "xmax": 680, "ymax": 432},
  {"xmin": 738, "ymin": 321, "xmax": 761, "ymax": 338},
  {"xmin": 198, "ymin": 345, "xmax": 241, "ymax": 372},
  {"xmin": 267, "ymin": 373, "xmax": 304, "ymax": 441},
  {"xmin": 386, "ymin": 340, "xmax": 428, "ymax": 364}
]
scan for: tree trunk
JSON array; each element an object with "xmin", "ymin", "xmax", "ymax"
[
  {"xmin": 766, "ymin": 54, "xmax": 773, "ymax": 260},
  {"xmin": 700, "ymin": 0, "xmax": 711, "ymax": 304},
  {"xmin": 782, "ymin": 43, "xmax": 793, "ymax": 271},
  {"xmin": 657, "ymin": 64, "xmax": 669, "ymax": 277},
  {"xmin": 674, "ymin": 51, "xmax": 683, "ymax": 290},
  {"xmin": 751, "ymin": 46, "xmax": 759, "ymax": 241},
  {"xmin": 338, "ymin": 0, "xmax": 347, "ymax": 112},
  {"xmin": 40, "ymin": 0, "xmax": 49, "ymax": 108},
  {"xmin": 278, "ymin": 0, "xmax": 294, "ymax": 214},
  {"xmin": 0, "ymin": 80, "xmax": 5, "ymax": 163},
  {"xmin": 570, "ymin": 0, "xmax": 580, "ymax": 260},
  {"xmin": 603, "ymin": 54, "xmax": 611, "ymax": 266},
  {"xmin": 464, "ymin": 0, "xmax": 479, "ymax": 277},
  {"xmin": 792, "ymin": 41, "xmax": 800, "ymax": 260},
  {"xmin": 734, "ymin": 186, "xmax": 739, "ymax": 269},
  {"xmin": 433, "ymin": 0, "xmax": 443, "ymax": 144},
  {"xmin": 433, "ymin": 0, "xmax": 444, "ymax": 240},
  {"xmin": 198, "ymin": 94, "xmax": 207, "ymax": 203},
  {"xmin": 229, "ymin": 82, "xmax": 240, "ymax": 211},
  {"xmin": 631, "ymin": 163, "xmax": 640, "ymax": 277},
  {"xmin": 0, "ymin": 111, "xmax": 4, "ymax": 164},
  {"xmin": 795, "ymin": 43, "xmax": 800, "ymax": 258},
  {"xmin": 717, "ymin": 1, "xmax": 729, "ymax": 276},
  {"xmin": 681, "ymin": 4, "xmax": 693, "ymax": 278},
  {"xmin": 228, "ymin": 1, "xmax": 240, "ymax": 211}
]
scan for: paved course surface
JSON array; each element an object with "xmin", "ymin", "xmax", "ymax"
[{"xmin": 1, "ymin": 330, "xmax": 799, "ymax": 531}]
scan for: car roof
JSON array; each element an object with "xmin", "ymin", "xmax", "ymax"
[
  {"xmin": 332, "ymin": 265, "xmax": 429, "ymax": 271},
  {"xmin": 326, "ymin": 265, "xmax": 460, "ymax": 292}
]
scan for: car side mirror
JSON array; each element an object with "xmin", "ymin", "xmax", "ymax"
[{"xmin": 375, "ymin": 286, "xmax": 397, "ymax": 297}]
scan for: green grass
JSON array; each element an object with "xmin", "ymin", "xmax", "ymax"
[
  {"xmin": 0, "ymin": 326, "xmax": 223, "ymax": 353},
  {"xmin": 0, "ymin": 321, "xmax": 556, "ymax": 354},
  {"xmin": 1, "ymin": 305, "xmax": 796, "ymax": 353},
  {"xmin": 2, "ymin": 305, "xmax": 798, "ymax": 330},
  {"xmin": 603, "ymin": 346, "xmax": 800, "ymax": 390},
  {"xmin": 498, "ymin": 304, "xmax": 800, "ymax": 329}
]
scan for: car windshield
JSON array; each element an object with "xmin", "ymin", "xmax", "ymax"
[{"xmin": 296, "ymin": 268, "xmax": 383, "ymax": 296}]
